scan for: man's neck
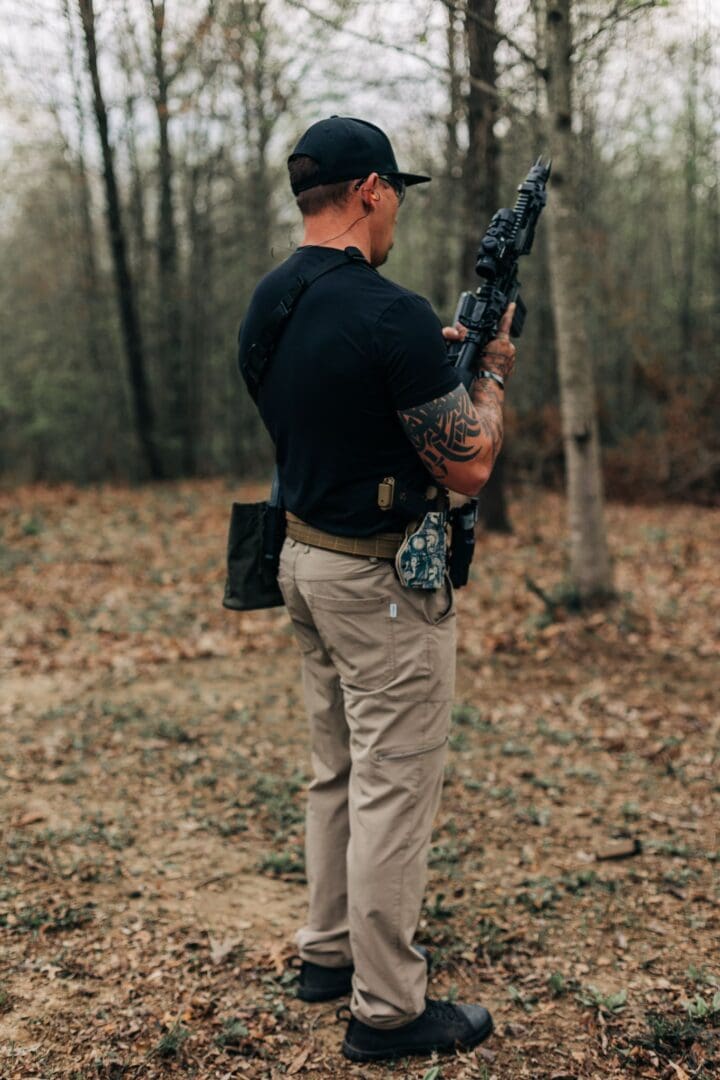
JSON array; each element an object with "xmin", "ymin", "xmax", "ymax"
[{"xmin": 300, "ymin": 213, "xmax": 371, "ymax": 262}]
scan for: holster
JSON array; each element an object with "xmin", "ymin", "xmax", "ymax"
[{"xmin": 448, "ymin": 502, "xmax": 478, "ymax": 589}]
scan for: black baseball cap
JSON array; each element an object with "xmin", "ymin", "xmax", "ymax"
[{"xmin": 288, "ymin": 116, "xmax": 431, "ymax": 195}]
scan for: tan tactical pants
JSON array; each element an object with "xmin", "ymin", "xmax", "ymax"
[{"xmin": 277, "ymin": 537, "xmax": 456, "ymax": 1029}]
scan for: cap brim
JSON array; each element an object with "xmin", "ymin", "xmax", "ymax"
[{"xmin": 394, "ymin": 172, "xmax": 431, "ymax": 186}]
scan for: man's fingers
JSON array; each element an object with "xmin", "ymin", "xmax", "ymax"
[
  {"xmin": 497, "ymin": 302, "xmax": 516, "ymax": 340},
  {"xmin": 442, "ymin": 323, "xmax": 468, "ymax": 343}
]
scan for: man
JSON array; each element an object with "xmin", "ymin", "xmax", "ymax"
[{"xmin": 238, "ymin": 116, "xmax": 515, "ymax": 1063}]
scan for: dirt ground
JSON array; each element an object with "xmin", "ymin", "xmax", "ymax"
[{"xmin": 1, "ymin": 481, "xmax": 718, "ymax": 1079}]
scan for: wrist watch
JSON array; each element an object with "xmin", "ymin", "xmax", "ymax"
[{"xmin": 477, "ymin": 369, "xmax": 505, "ymax": 390}]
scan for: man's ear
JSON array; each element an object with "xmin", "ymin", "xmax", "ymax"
[{"xmin": 359, "ymin": 172, "xmax": 381, "ymax": 207}]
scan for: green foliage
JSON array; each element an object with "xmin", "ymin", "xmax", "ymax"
[
  {"xmin": 425, "ymin": 892, "xmax": 455, "ymax": 919},
  {"xmin": 508, "ymin": 983, "xmax": 537, "ymax": 1012},
  {"xmin": 685, "ymin": 993, "xmax": 720, "ymax": 1020},
  {"xmin": 214, "ymin": 1018, "xmax": 250, "ymax": 1050},
  {"xmin": 451, "ymin": 704, "xmax": 491, "ymax": 731},
  {"xmin": 9, "ymin": 903, "xmax": 95, "ymax": 935},
  {"xmin": 644, "ymin": 1007, "xmax": 719, "ymax": 1061},
  {"xmin": 141, "ymin": 720, "xmax": 193, "ymax": 743},
  {"xmin": 154, "ymin": 1022, "xmax": 190, "ymax": 1060},
  {"xmin": 577, "ymin": 985, "xmax": 628, "ymax": 1013},
  {"xmin": 257, "ymin": 845, "xmax": 305, "ymax": 878},
  {"xmin": 477, "ymin": 917, "xmax": 509, "ymax": 962},
  {"xmin": 251, "ymin": 770, "xmax": 306, "ymax": 836}
]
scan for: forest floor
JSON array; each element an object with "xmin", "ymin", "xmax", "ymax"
[{"xmin": 0, "ymin": 481, "xmax": 718, "ymax": 1080}]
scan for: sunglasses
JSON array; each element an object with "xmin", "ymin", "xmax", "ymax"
[
  {"xmin": 378, "ymin": 174, "xmax": 406, "ymax": 205},
  {"xmin": 355, "ymin": 175, "xmax": 406, "ymax": 205}
]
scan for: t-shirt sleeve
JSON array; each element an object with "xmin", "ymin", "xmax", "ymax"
[{"xmin": 373, "ymin": 293, "xmax": 461, "ymax": 410}]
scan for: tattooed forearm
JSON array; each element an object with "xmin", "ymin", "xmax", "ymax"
[
  {"xmin": 470, "ymin": 376, "xmax": 504, "ymax": 466},
  {"xmin": 398, "ymin": 385, "xmax": 483, "ymax": 480}
]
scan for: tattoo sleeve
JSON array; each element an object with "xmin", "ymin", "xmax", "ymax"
[
  {"xmin": 469, "ymin": 376, "xmax": 504, "ymax": 464},
  {"xmin": 398, "ymin": 381, "xmax": 504, "ymax": 483}
]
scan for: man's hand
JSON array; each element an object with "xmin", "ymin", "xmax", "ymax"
[
  {"xmin": 441, "ymin": 322, "xmax": 468, "ymax": 344},
  {"xmin": 397, "ymin": 303, "xmax": 517, "ymax": 498},
  {"xmin": 481, "ymin": 302, "xmax": 516, "ymax": 381},
  {"xmin": 441, "ymin": 302, "xmax": 517, "ymax": 382}
]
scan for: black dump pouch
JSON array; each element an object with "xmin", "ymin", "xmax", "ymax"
[{"xmin": 223, "ymin": 500, "xmax": 286, "ymax": 611}]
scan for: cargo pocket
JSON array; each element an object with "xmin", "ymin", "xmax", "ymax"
[
  {"xmin": 367, "ymin": 698, "xmax": 452, "ymax": 766},
  {"xmin": 373, "ymin": 733, "xmax": 448, "ymax": 762},
  {"xmin": 309, "ymin": 593, "xmax": 396, "ymax": 692}
]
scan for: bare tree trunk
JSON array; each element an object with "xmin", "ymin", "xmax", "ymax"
[
  {"xmin": 236, "ymin": 0, "xmax": 274, "ymax": 277},
  {"xmin": 464, "ymin": 0, "xmax": 511, "ymax": 532},
  {"xmin": 62, "ymin": 0, "xmax": 129, "ymax": 476},
  {"xmin": 61, "ymin": 1, "xmax": 102, "ymax": 365},
  {"xmin": 78, "ymin": 0, "xmax": 163, "ymax": 478},
  {"xmin": 712, "ymin": 159, "xmax": 720, "ymax": 344},
  {"xmin": 149, "ymin": 0, "xmax": 195, "ymax": 476},
  {"xmin": 462, "ymin": 0, "xmax": 500, "ymax": 281},
  {"xmin": 543, "ymin": 0, "xmax": 613, "ymax": 598},
  {"xmin": 679, "ymin": 37, "xmax": 698, "ymax": 362},
  {"xmin": 185, "ymin": 155, "xmax": 218, "ymax": 471},
  {"xmin": 124, "ymin": 92, "xmax": 150, "ymax": 288},
  {"xmin": 429, "ymin": 0, "xmax": 462, "ymax": 316}
]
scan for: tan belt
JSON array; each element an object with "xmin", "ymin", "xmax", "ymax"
[{"xmin": 286, "ymin": 512, "xmax": 404, "ymax": 560}]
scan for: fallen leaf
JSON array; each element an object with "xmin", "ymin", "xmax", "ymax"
[
  {"xmin": 13, "ymin": 811, "xmax": 46, "ymax": 827},
  {"xmin": 209, "ymin": 936, "xmax": 242, "ymax": 965},
  {"xmin": 595, "ymin": 837, "xmax": 642, "ymax": 860},
  {"xmin": 287, "ymin": 1046, "xmax": 311, "ymax": 1075}
]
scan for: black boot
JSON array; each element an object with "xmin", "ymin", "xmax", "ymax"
[
  {"xmin": 341, "ymin": 997, "xmax": 493, "ymax": 1062},
  {"xmin": 295, "ymin": 945, "xmax": 431, "ymax": 1003}
]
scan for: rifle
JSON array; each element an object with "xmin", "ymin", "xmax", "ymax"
[{"xmin": 447, "ymin": 158, "xmax": 551, "ymax": 588}]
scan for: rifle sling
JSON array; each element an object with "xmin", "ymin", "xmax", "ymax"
[
  {"xmin": 242, "ymin": 247, "xmax": 366, "ymax": 400},
  {"xmin": 242, "ymin": 246, "xmax": 438, "ymax": 527}
]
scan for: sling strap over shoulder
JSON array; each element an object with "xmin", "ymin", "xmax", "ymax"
[{"xmin": 240, "ymin": 246, "xmax": 367, "ymax": 401}]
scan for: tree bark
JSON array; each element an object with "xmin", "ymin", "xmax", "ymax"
[
  {"xmin": 543, "ymin": 0, "xmax": 613, "ymax": 598},
  {"xmin": 150, "ymin": 0, "xmax": 195, "ymax": 475},
  {"xmin": 237, "ymin": 0, "xmax": 274, "ymax": 278},
  {"xmin": 463, "ymin": 0, "xmax": 511, "ymax": 532},
  {"xmin": 429, "ymin": 0, "xmax": 462, "ymax": 317},
  {"xmin": 78, "ymin": 0, "xmax": 163, "ymax": 478},
  {"xmin": 62, "ymin": 0, "xmax": 129, "ymax": 476},
  {"xmin": 462, "ymin": 0, "xmax": 500, "ymax": 281},
  {"xmin": 679, "ymin": 37, "xmax": 698, "ymax": 362}
]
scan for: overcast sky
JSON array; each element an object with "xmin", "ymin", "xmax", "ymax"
[{"xmin": 0, "ymin": 0, "xmax": 717, "ymax": 193}]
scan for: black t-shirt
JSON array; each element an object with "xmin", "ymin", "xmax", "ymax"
[{"xmin": 238, "ymin": 245, "xmax": 461, "ymax": 536}]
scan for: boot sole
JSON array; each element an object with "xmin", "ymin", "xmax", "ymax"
[{"xmin": 341, "ymin": 1013, "xmax": 494, "ymax": 1062}]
